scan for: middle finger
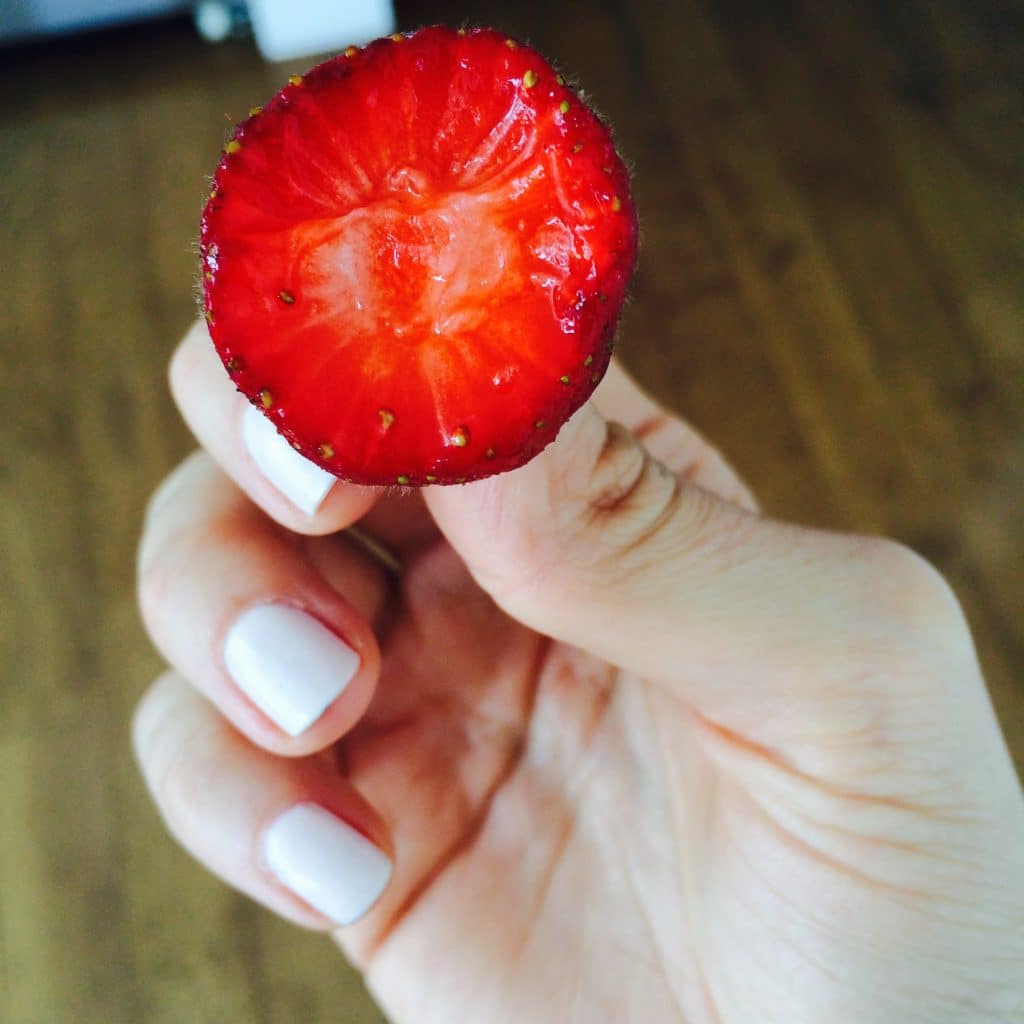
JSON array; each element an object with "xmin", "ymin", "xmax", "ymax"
[{"xmin": 138, "ymin": 451, "xmax": 386, "ymax": 756}]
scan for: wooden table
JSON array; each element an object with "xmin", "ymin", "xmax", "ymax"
[{"xmin": 1, "ymin": 1, "xmax": 1020, "ymax": 1020}]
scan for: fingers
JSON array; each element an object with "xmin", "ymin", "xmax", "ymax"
[
  {"xmin": 170, "ymin": 320, "xmax": 379, "ymax": 535},
  {"xmin": 138, "ymin": 452, "xmax": 385, "ymax": 755},
  {"xmin": 172, "ymin": 317, "xmax": 749, "ymax": 544},
  {"xmin": 426, "ymin": 401, "xmax": 974, "ymax": 763},
  {"xmin": 133, "ymin": 673, "xmax": 392, "ymax": 932}
]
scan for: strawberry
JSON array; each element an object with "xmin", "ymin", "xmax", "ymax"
[{"xmin": 201, "ymin": 25, "xmax": 638, "ymax": 485}]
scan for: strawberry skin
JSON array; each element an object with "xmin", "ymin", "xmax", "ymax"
[{"xmin": 201, "ymin": 26, "xmax": 638, "ymax": 485}]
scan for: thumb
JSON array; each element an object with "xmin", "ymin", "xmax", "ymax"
[{"xmin": 425, "ymin": 402, "xmax": 969, "ymax": 761}]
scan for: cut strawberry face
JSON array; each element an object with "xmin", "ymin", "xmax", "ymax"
[{"xmin": 201, "ymin": 26, "xmax": 638, "ymax": 485}]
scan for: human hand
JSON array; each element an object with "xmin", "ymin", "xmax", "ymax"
[{"xmin": 135, "ymin": 321, "xmax": 1024, "ymax": 1023}]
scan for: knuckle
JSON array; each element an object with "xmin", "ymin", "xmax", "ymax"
[
  {"xmin": 131, "ymin": 673, "xmax": 176, "ymax": 763},
  {"xmin": 634, "ymin": 412, "xmax": 702, "ymax": 478},
  {"xmin": 139, "ymin": 718, "xmax": 216, "ymax": 842},
  {"xmin": 782, "ymin": 538, "xmax": 983, "ymax": 770},
  {"xmin": 138, "ymin": 453, "xmax": 208, "ymax": 580},
  {"xmin": 859, "ymin": 537, "xmax": 972, "ymax": 662},
  {"xmin": 137, "ymin": 523, "xmax": 218, "ymax": 640},
  {"xmin": 553, "ymin": 420, "xmax": 657, "ymax": 553},
  {"xmin": 671, "ymin": 481, "xmax": 757, "ymax": 562},
  {"xmin": 137, "ymin": 522, "xmax": 183, "ymax": 628},
  {"xmin": 133, "ymin": 677, "xmax": 197, "ymax": 825},
  {"xmin": 138, "ymin": 513, "xmax": 235, "ymax": 617},
  {"xmin": 137, "ymin": 551, "xmax": 172, "ymax": 629},
  {"xmin": 479, "ymin": 408, "xmax": 751, "ymax": 620},
  {"xmin": 157, "ymin": 749, "xmax": 210, "ymax": 840},
  {"xmin": 553, "ymin": 417, "xmax": 741, "ymax": 578},
  {"xmin": 137, "ymin": 452, "xmax": 240, "ymax": 617},
  {"xmin": 484, "ymin": 418, "xmax": 654, "ymax": 605},
  {"xmin": 631, "ymin": 412, "xmax": 757, "ymax": 511},
  {"xmin": 581, "ymin": 420, "xmax": 649, "ymax": 514},
  {"xmin": 136, "ymin": 525, "xmax": 185, "ymax": 633}
]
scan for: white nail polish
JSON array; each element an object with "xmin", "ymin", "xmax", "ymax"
[
  {"xmin": 224, "ymin": 604, "xmax": 359, "ymax": 736},
  {"xmin": 264, "ymin": 804, "xmax": 392, "ymax": 925},
  {"xmin": 243, "ymin": 404, "xmax": 335, "ymax": 516}
]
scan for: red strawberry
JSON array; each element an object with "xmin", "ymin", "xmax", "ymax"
[{"xmin": 201, "ymin": 25, "xmax": 638, "ymax": 485}]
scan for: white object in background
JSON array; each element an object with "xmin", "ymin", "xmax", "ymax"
[
  {"xmin": 247, "ymin": 0, "xmax": 394, "ymax": 62},
  {"xmin": 194, "ymin": 0, "xmax": 235, "ymax": 42}
]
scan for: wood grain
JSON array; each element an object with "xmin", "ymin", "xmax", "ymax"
[{"xmin": 0, "ymin": 1, "xmax": 1020, "ymax": 1020}]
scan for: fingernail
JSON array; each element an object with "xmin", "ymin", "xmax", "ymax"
[
  {"xmin": 263, "ymin": 804, "xmax": 392, "ymax": 925},
  {"xmin": 224, "ymin": 604, "xmax": 360, "ymax": 736},
  {"xmin": 243, "ymin": 404, "xmax": 335, "ymax": 516}
]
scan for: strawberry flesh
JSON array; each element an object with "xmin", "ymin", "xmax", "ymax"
[{"xmin": 201, "ymin": 26, "xmax": 638, "ymax": 485}]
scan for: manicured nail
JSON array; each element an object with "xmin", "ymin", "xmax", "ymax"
[
  {"xmin": 243, "ymin": 403, "xmax": 335, "ymax": 515},
  {"xmin": 263, "ymin": 804, "xmax": 392, "ymax": 925},
  {"xmin": 224, "ymin": 604, "xmax": 359, "ymax": 736}
]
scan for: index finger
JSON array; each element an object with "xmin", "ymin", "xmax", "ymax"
[{"xmin": 170, "ymin": 320, "xmax": 379, "ymax": 536}]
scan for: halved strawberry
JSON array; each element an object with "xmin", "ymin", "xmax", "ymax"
[{"xmin": 201, "ymin": 25, "xmax": 638, "ymax": 485}]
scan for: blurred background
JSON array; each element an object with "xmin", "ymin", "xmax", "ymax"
[{"xmin": 1, "ymin": 0, "xmax": 1021, "ymax": 1021}]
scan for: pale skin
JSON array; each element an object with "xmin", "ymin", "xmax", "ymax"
[{"xmin": 136, "ymin": 321, "xmax": 1024, "ymax": 1023}]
